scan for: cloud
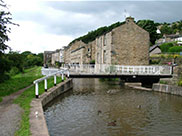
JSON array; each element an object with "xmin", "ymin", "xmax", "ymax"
[{"xmin": 5, "ymin": 0, "xmax": 182, "ymax": 53}]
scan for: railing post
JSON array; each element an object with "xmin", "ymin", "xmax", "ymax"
[
  {"xmin": 54, "ymin": 75, "xmax": 56, "ymax": 86},
  {"xmin": 62, "ymin": 73, "xmax": 64, "ymax": 81},
  {"xmin": 44, "ymin": 79, "xmax": 47, "ymax": 92},
  {"xmin": 127, "ymin": 67, "xmax": 129, "ymax": 73},
  {"xmin": 67, "ymin": 71, "xmax": 70, "ymax": 78},
  {"xmin": 35, "ymin": 83, "xmax": 39, "ymax": 98}
]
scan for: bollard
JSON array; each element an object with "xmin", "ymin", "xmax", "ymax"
[
  {"xmin": 44, "ymin": 79, "xmax": 47, "ymax": 92},
  {"xmin": 35, "ymin": 83, "xmax": 39, "ymax": 98}
]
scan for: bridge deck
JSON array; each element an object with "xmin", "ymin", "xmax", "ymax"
[{"xmin": 69, "ymin": 73, "xmax": 172, "ymax": 78}]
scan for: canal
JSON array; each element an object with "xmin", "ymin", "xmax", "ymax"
[{"xmin": 44, "ymin": 79, "xmax": 182, "ymax": 136}]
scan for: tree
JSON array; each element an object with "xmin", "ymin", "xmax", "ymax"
[
  {"xmin": 21, "ymin": 51, "xmax": 32, "ymax": 56},
  {"xmin": 137, "ymin": 20, "xmax": 159, "ymax": 45},
  {"xmin": 160, "ymin": 24, "xmax": 173, "ymax": 35},
  {"xmin": 169, "ymin": 46, "xmax": 182, "ymax": 53},
  {"xmin": 7, "ymin": 51, "xmax": 24, "ymax": 72},
  {"xmin": 0, "ymin": 0, "xmax": 18, "ymax": 52},
  {"xmin": 0, "ymin": 0, "xmax": 18, "ymax": 82}
]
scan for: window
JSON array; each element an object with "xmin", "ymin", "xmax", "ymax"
[
  {"xmin": 103, "ymin": 50, "xmax": 106, "ymax": 63},
  {"xmin": 104, "ymin": 35, "xmax": 107, "ymax": 46}
]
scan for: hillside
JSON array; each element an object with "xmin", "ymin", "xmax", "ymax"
[{"xmin": 68, "ymin": 19, "xmax": 182, "ymax": 46}]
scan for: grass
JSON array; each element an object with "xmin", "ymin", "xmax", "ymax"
[
  {"xmin": 14, "ymin": 74, "xmax": 63, "ymax": 136},
  {"xmin": 0, "ymin": 66, "xmax": 42, "ymax": 102}
]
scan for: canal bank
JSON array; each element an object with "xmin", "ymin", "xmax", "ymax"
[
  {"xmin": 30, "ymin": 79, "xmax": 73, "ymax": 136},
  {"xmin": 126, "ymin": 83, "xmax": 182, "ymax": 97},
  {"xmin": 153, "ymin": 83, "xmax": 182, "ymax": 96}
]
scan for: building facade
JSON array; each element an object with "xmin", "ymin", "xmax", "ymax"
[{"xmin": 64, "ymin": 17, "xmax": 150, "ymax": 66}]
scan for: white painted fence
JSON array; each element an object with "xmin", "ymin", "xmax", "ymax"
[
  {"xmin": 33, "ymin": 67, "xmax": 69, "ymax": 98},
  {"xmin": 64, "ymin": 64, "xmax": 172, "ymax": 75}
]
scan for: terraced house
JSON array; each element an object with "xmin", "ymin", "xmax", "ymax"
[{"xmin": 64, "ymin": 17, "xmax": 150, "ymax": 65}]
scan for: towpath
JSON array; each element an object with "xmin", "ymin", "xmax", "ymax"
[{"xmin": 0, "ymin": 85, "xmax": 33, "ymax": 136}]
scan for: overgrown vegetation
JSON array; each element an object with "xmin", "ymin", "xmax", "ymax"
[{"xmin": 0, "ymin": 66, "xmax": 42, "ymax": 102}]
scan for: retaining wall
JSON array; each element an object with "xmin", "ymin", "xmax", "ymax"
[
  {"xmin": 30, "ymin": 79, "xmax": 73, "ymax": 136},
  {"xmin": 152, "ymin": 83, "xmax": 182, "ymax": 96}
]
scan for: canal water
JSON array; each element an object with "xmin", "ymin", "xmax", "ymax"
[{"xmin": 44, "ymin": 79, "xmax": 182, "ymax": 136}]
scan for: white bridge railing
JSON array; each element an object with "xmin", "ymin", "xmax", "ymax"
[
  {"xmin": 33, "ymin": 67, "xmax": 69, "ymax": 98},
  {"xmin": 64, "ymin": 64, "xmax": 172, "ymax": 75}
]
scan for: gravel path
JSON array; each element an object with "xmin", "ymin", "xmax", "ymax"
[{"xmin": 0, "ymin": 85, "xmax": 33, "ymax": 136}]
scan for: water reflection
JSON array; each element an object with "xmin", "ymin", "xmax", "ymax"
[{"xmin": 44, "ymin": 78, "xmax": 182, "ymax": 136}]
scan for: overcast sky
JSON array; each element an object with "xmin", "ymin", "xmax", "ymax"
[{"xmin": 5, "ymin": 0, "xmax": 182, "ymax": 54}]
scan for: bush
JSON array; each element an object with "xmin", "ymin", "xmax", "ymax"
[
  {"xmin": 160, "ymin": 42, "xmax": 174, "ymax": 53},
  {"xmin": 169, "ymin": 46, "xmax": 182, "ymax": 53},
  {"xmin": 9, "ymin": 67, "xmax": 20, "ymax": 76}
]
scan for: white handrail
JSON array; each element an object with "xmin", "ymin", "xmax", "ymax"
[
  {"xmin": 64, "ymin": 64, "xmax": 172, "ymax": 75},
  {"xmin": 33, "ymin": 68, "xmax": 69, "ymax": 98}
]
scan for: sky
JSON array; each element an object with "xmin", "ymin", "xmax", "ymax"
[{"xmin": 4, "ymin": 0, "xmax": 182, "ymax": 54}]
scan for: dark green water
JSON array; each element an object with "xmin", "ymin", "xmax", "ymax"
[{"xmin": 44, "ymin": 79, "xmax": 182, "ymax": 136}]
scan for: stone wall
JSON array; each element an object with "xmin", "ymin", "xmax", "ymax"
[
  {"xmin": 111, "ymin": 17, "xmax": 149, "ymax": 65},
  {"xmin": 153, "ymin": 83, "xmax": 182, "ymax": 96},
  {"xmin": 95, "ymin": 32, "xmax": 112, "ymax": 64},
  {"xmin": 30, "ymin": 79, "xmax": 73, "ymax": 136}
]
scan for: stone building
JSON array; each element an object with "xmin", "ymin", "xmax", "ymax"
[
  {"xmin": 96, "ymin": 17, "xmax": 149, "ymax": 65},
  {"xmin": 64, "ymin": 17, "xmax": 150, "ymax": 66},
  {"xmin": 149, "ymin": 44, "xmax": 161, "ymax": 56},
  {"xmin": 44, "ymin": 49, "xmax": 64, "ymax": 67},
  {"xmin": 44, "ymin": 51, "xmax": 54, "ymax": 66},
  {"xmin": 64, "ymin": 40, "xmax": 96, "ymax": 64},
  {"xmin": 51, "ymin": 49, "xmax": 65, "ymax": 66}
]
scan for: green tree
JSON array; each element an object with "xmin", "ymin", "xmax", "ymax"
[
  {"xmin": 21, "ymin": 51, "xmax": 32, "ymax": 56},
  {"xmin": 0, "ymin": 0, "xmax": 18, "ymax": 82},
  {"xmin": 160, "ymin": 24, "xmax": 173, "ymax": 35},
  {"xmin": 7, "ymin": 52, "xmax": 24, "ymax": 72},
  {"xmin": 169, "ymin": 46, "xmax": 182, "ymax": 53},
  {"xmin": 137, "ymin": 20, "xmax": 159, "ymax": 45},
  {"xmin": 160, "ymin": 42, "xmax": 174, "ymax": 53}
]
